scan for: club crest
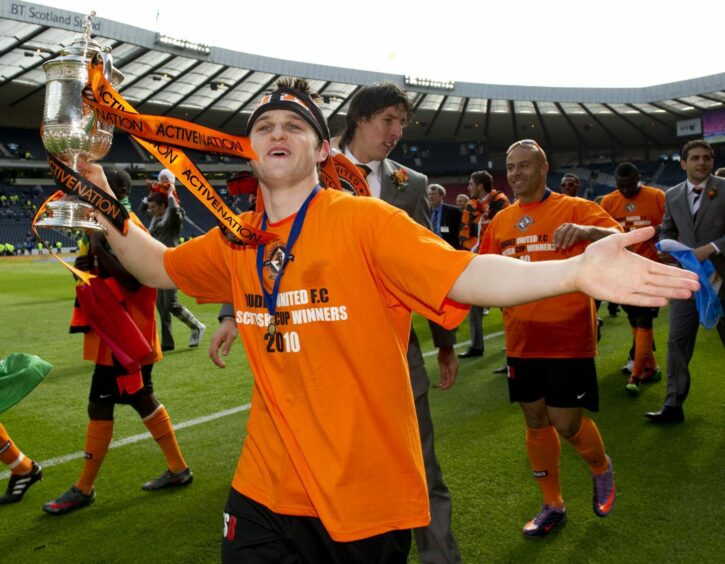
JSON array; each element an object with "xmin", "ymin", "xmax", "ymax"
[
  {"xmin": 263, "ymin": 243, "xmax": 294, "ymax": 280},
  {"xmin": 338, "ymin": 177, "xmax": 359, "ymax": 196},
  {"xmin": 626, "ymin": 202, "xmax": 637, "ymax": 212},
  {"xmin": 516, "ymin": 215, "xmax": 534, "ymax": 231}
]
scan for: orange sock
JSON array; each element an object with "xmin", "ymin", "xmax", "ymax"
[
  {"xmin": 143, "ymin": 405, "xmax": 187, "ymax": 473},
  {"xmin": 566, "ymin": 416, "xmax": 608, "ymax": 475},
  {"xmin": 75, "ymin": 419, "xmax": 114, "ymax": 494},
  {"xmin": 0, "ymin": 423, "xmax": 33, "ymax": 474},
  {"xmin": 635, "ymin": 328, "xmax": 656, "ymax": 374},
  {"xmin": 525, "ymin": 425, "xmax": 563, "ymax": 509}
]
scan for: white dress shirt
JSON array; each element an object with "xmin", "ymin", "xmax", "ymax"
[
  {"xmin": 343, "ymin": 148, "xmax": 383, "ymax": 199},
  {"xmin": 687, "ymin": 178, "xmax": 707, "ymax": 216}
]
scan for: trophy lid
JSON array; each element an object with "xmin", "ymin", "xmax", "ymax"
[
  {"xmin": 60, "ymin": 12, "xmax": 103, "ymax": 60},
  {"xmin": 42, "ymin": 11, "xmax": 123, "ymax": 85}
]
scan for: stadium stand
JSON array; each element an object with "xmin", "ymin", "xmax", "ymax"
[{"xmin": 0, "ymin": 5, "xmax": 723, "ymax": 253}]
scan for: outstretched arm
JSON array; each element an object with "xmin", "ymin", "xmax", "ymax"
[
  {"xmin": 79, "ymin": 163, "xmax": 176, "ymax": 290},
  {"xmin": 448, "ymin": 227, "xmax": 699, "ymax": 308}
]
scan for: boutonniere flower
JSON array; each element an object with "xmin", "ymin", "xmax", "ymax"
[
  {"xmin": 391, "ymin": 169, "xmax": 409, "ymax": 191},
  {"xmin": 708, "ymin": 188, "xmax": 717, "ymax": 199}
]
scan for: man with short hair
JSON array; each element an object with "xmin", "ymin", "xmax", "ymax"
[
  {"xmin": 80, "ymin": 80, "xmax": 696, "ymax": 561},
  {"xmin": 600, "ymin": 162, "xmax": 665, "ymax": 394},
  {"xmin": 455, "ymin": 193, "xmax": 469, "ymax": 210},
  {"xmin": 646, "ymin": 140, "xmax": 725, "ymax": 423},
  {"xmin": 560, "ymin": 173, "xmax": 580, "ymax": 197},
  {"xmin": 427, "ymin": 183, "xmax": 462, "ymax": 249},
  {"xmin": 480, "ymin": 139, "xmax": 623, "ymax": 537},
  {"xmin": 140, "ymin": 173, "xmax": 206, "ymax": 351},
  {"xmin": 338, "ymin": 83, "xmax": 462, "ymax": 564}
]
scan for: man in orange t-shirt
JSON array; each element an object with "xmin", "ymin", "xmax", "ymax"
[
  {"xmin": 79, "ymin": 82, "xmax": 697, "ymax": 562},
  {"xmin": 480, "ymin": 139, "xmax": 622, "ymax": 538},
  {"xmin": 600, "ymin": 162, "xmax": 666, "ymax": 394}
]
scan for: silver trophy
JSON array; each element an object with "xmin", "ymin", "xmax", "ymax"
[{"xmin": 37, "ymin": 12, "xmax": 124, "ymax": 231}]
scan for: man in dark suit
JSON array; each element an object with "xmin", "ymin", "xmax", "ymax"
[
  {"xmin": 428, "ymin": 183, "xmax": 462, "ymax": 249},
  {"xmin": 646, "ymin": 139, "xmax": 725, "ymax": 423},
  {"xmin": 338, "ymin": 83, "xmax": 462, "ymax": 564}
]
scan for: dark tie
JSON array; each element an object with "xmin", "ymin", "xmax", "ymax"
[
  {"xmin": 356, "ymin": 164, "xmax": 371, "ymax": 179},
  {"xmin": 431, "ymin": 206, "xmax": 441, "ymax": 235},
  {"xmin": 692, "ymin": 186, "xmax": 703, "ymax": 220}
]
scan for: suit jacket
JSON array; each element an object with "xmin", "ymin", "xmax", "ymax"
[
  {"xmin": 380, "ymin": 159, "xmax": 431, "ymax": 228},
  {"xmin": 431, "ymin": 203, "xmax": 462, "ymax": 249},
  {"xmin": 660, "ymin": 175, "xmax": 725, "ymax": 295}
]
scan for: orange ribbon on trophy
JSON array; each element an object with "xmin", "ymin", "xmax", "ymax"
[
  {"xmin": 81, "ymin": 53, "xmax": 369, "ymax": 204},
  {"xmin": 80, "ymin": 53, "xmax": 274, "ymax": 247},
  {"xmin": 39, "ymin": 53, "xmax": 370, "ymax": 253}
]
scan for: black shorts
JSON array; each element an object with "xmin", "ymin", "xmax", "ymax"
[
  {"xmin": 622, "ymin": 304, "xmax": 660, "ymax": 320},
  {"xmin": 221, "ymin": 489, "xmax": 411, "ymax": 564},
  {"xmin": 88, "ymin": 364, "xmax": 154, "ymax": 405},
  {"xmin": 506, "ymin": 357, "xmax": 599, "ymax": 412}
]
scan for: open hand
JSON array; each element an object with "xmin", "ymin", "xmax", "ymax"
[{"xmin": 575, "ymin": 227, "xmax": 699, "ymax": 307}]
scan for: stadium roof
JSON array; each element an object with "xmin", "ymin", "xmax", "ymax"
[{"xmin": 1, "ymin": 0, "xmax": 724, "ymax": 157}]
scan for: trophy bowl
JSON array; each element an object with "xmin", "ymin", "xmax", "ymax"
[{"xmin": 36, "ymin": 12, "xmax": 123, "ymax": 232}]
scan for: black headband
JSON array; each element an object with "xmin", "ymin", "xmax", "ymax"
[{"xmin": 246, "ymin": 86, "xmax": 330, "ymax": 142}]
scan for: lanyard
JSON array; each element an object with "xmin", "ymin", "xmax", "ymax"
[{"xmin": 256, "ymin": 185, "xmax": 321, "ymax": 335}]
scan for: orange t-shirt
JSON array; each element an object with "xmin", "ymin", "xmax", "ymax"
[
  {"xmin": 164, "ymin": 188, "xmax": 473, "ymax": 541},
  {"xmin": 480, "ymin": 191, "xmax": 621, "ymax": 358},
  {"xmin": 83, "ymin": 213, "xmax": 161, "ymax": 366},
  {"xmin": 459, "ymin": 197, "xmax": 484, "ymax": 250},
  {"xmin": 599, "ymin": 185, "xmax": 665, "ymax": 262}
]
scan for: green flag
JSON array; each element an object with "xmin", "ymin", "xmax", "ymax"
[{"xmin": 0, "ymin": 353, "xmax": 53, "ymax": 414}]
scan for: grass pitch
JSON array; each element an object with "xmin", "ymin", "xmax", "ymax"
[{"xmin": 1, "ymin": 256, "xmax": 723, "ymax": 563}]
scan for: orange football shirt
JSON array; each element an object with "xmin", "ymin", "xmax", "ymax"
[
  {"xmin": 480, "ymin": 191, "xmax": 621, "ymax": 358},
  {"xmin": 599, "ymin": 185, "xmax": 665, "ymax": 261},
  {"xmin": 164, "ymin": 188, "xmax": 473, "ymax": 541}
]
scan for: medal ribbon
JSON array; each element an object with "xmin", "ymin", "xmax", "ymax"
[{"xmin": 256, "ymin": 186, "xmax": 321, "ymax": 332}]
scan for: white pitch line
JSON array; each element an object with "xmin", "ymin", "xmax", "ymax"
[
  {"xmin": 422, "ymin": 330, "xmax": 504, "ymax": 357},
  {"xmin": 2, "ymin": 330, "xmax": 505, "ymax": 480},
  {"xmin": 0, "ymin": 403, "xmax": 251, "ymax": 480}
]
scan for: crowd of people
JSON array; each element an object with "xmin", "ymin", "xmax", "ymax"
[{"xmin": 1, "ymin": 77, "xmax": 719, "ymax": 563}]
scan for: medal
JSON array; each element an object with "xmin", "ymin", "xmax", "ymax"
[{"xmin": 256, "ymin": 185, "xmax": 321, "ymax": 338}]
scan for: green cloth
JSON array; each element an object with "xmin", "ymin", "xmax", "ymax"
[{"xmin": 0, "ymin": 353, "xmax": 53, "ymax": 414}]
